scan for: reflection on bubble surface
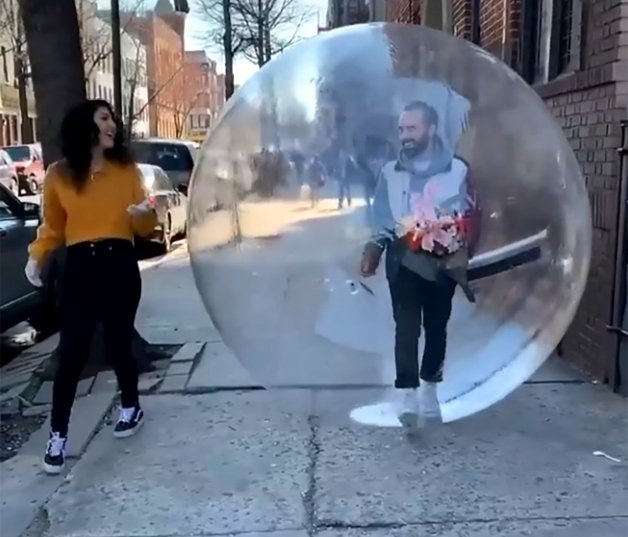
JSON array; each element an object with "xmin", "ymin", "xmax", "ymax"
[{"xmin": 188, "ymin": 23, "xmax": 591, "ymax": 425}]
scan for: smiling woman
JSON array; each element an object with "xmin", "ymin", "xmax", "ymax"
[{"xmin": 24, "ymin": 99, "xmax": 158, "ymax": 475}]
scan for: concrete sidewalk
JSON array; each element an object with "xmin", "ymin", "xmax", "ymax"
[
  {"xmin": 3, "ymin": 243, "xmax": 627, "ymax": 537},
  {"xmin": 38, "ymin": 379, "xmax": 627, "ymax": 537}
]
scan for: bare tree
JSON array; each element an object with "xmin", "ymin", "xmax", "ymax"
[
  {"xmin": 76, "ymin": 0, "xmax": 146, "ymax": 82},
  {"xmin": 194, "ymin": 0, "xmax": 241, "ymax": 100},
  {"xmin": 173, "ymin": 82, "xmax": 201, "ymax": 139},
  {"xmin": 194, "ymin": 0, "xmax": 313, "ymax": 99},
  {"xmin": 0, "ymin": 0, "xmax": 34, "ymax": 142},
  {"xmin": 121, "ymin": 31, "xmax": 147, "ymax": 139},
  {"xmin": 233, "ymin": 0, "xmax": 312, "ymax": 67}
]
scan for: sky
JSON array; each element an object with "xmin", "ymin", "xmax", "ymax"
[
  {"xmin": 185, "ymin": 0, "xmax": 329, "ymax": 85},
  {"xmin": 99, "ymin": 0, "xmax": 329, "ymax": 86}
]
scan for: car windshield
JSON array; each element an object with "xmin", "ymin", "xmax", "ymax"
[
  {"xmin": 3, "ymin": 145, "xmax": 30, "ymax": 162},
  {"xmin": 131, "ymin": 142, "xmax": 194, "ymax": 173}
]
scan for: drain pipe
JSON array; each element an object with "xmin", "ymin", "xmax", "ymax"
[{"xmin": 608, "ymin": 119, "xmax": 628, "ymax": 394}]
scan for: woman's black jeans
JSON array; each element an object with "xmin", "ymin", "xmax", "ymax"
[
  {"xmin": 51, "ymin": 239, "xmax": 141, "ymax": 437},
  {"xmin": 388, "ymin": 264, "xmax": 456, "ymax": 389}
]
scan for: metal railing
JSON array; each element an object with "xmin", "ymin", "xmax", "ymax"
[{"xmin": 608, "ymin": 119, "xmax": 628, "ymax": 395}]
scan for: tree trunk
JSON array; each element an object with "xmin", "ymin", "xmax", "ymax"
[
  {"xmin": 16, "ymin": 51, "xmax": 34, "ymax": 143},
  {"xmin": 18, "ymin": 0, "xmax": 86, "ymax": 166},
  {"xmin": 222, "ymin": 0, "xmax": 235, "ymax": 100},
  {"xmin": 19, "ymin": 0, "xmax": 157, "ymax": 376}
]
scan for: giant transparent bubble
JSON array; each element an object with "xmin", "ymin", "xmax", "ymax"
[{"xmin": 188, "ymin": 23, "xmax": 591, "ymax": 426}]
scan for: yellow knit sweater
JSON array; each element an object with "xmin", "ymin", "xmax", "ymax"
[{"xmin": 28, "ymin": 159, "xmax": 157, "ymax": 265}]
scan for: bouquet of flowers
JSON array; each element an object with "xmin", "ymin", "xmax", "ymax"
[{"xmin": 400, "ymin": 193, "xmax": 466, "ymax": 256}]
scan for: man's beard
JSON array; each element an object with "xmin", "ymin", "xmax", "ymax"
[{"xmin": 400, "ymin": 137, "xmax": 429, "ymax": 159}]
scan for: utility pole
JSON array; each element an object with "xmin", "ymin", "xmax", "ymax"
[{"xmin": 111, "ymin": 0, "xmax": 123, "ymax": 119}]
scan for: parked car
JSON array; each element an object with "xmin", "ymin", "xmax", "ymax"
[
  {"xmin": 137, "ymin": 163, "xmax": 187, "ymax": 253},
  {"xmin": 130, "ymin": 138, "xmax": 198, "ymax": 194},
  {"xmin": 2, "ymin": 143, "xmax": 44, "ymax": 195},
  {"xmin": 0, "ymin": 183, "xmax": 57, "ymax": 333},
  {"xmin": 0, "ymin": 149, "xmax": 19, "ymax": 196}
]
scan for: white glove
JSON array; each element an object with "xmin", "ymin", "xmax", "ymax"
[
  {"xmin": 25, "ymin": 257, "xmax": 43, "ymax": 288},
  {"xmin": 127, "ymin": 199, "xmax": 153, "ymax": 216}
]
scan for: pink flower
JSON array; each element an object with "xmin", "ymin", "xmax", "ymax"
[{"xmin": 410, "ymin": 192, "xmax": 437, "ymax": 226}]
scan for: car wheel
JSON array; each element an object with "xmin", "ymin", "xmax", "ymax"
[
  {"xmin": 160, "ymin": 215, "xmax": 172, "ymax": 254},
  {"xmin": 27, "ymin": 176, "xmax": 39, "ymax": 195},
  {"xmin": 9, "ymin": 176, "xmax": 19, "ymax": 196}
]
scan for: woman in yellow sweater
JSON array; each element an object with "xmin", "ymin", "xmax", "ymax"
[{"xmin": 26, "ymin": 100, "xmax": 157, "ymax": 475}]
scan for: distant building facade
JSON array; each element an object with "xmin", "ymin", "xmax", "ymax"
[
  {"xmin": 0, "ymin": 0, "xmax": 36, "ymax": 145},
  {"xmin": 183, "ymin": 50, "xmax": 212, "ymax": 143},
  {"xmin": 124, "ymin": 0, "xmax": 187, "ymax": 138}
]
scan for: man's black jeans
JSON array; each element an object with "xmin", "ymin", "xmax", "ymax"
[
  {"xmin": 388, "ymin": 264, "xmax": 456, "ymax": 388},
  {"xmin": 51, "ymin": 239, "xmax": 141, "ymax": 437}
]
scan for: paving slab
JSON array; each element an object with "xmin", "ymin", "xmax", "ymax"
[
  {"xmin": 317, "ymin": 519, "xmax": 628, "ymax": 537},
  {"xmin": 171, "ymin": 341, "xmax": 205, "ymax": 362},
  {"xmin": 22, "ymin": 392, "xmax": 116, "ymax": 458},
  {"xmin": 158, "ymin": 373, "xmax": 189, "ymax": 393},
  {"xmin": 136, "ymin": 254, "xmax": 221, "ymax": 344},
  {"xmin": 34, "ymin": 377, "xmax": 95, "ymax": 405},
  {"xmin": 0, "ymin": 454, "xmax": 71, "ymax": 537},
  {"xmin": 187, "ymin": 340, "xmax": 261, "ymax": 390},
  {"xmin": 166, "ymin": 360, "xmax": 194, "ymax": 376},
  {"xmin": 2, "ymin": 357, "xmax": 44, "ymax": 376},
  {"xmin": 0, "ymin": 371, "xmax": 32, "ymax": 391},
  {"xmin": 527, "ymin": 354, "xmax": 589, "ymax": 383},
  {"xmin": 313, "ymin": 383, "xmax": 628, "ymax": 527},
  {"xmin": 32, "ymin": 381, "xmax": 53, "ymax": 405},
  {"xmin": 0, "ymin": 382, "xmax": 29, "ymax": 403},
  {"xmin": 44, "ymin": 392, "xmax": 310, "ymax": 537},
  {"xmin": 91, "ymin": 370, "xmax": 117, "ymax": 393},
  {"xmin": 138, "ymin": 375, "xmax": 163, "ymax": 393}
]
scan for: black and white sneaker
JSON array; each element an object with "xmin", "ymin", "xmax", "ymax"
[
  {"xmin": 113, "ymin": 406, "xmax": 144, "ymax": 438},
  {"xmin": 43, "ymin": 432, "xmax": 66, "ymax": 475}
]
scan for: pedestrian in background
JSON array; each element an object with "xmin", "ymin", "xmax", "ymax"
[{"xmin": 25, "ymin": 100, "xmax": 157, "ymax": 475}]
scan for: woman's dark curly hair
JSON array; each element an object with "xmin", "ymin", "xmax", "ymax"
[{"xmin": 60, "ymin": 99, "xmax": 133, "ymax": 191}]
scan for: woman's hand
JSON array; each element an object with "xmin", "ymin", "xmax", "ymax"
[
  {"xmin": 127, "ymin": 199, "xmax": 154, "ymax": 216},
  {"xmin": 25, "ymin": 257, "xmax": 43, "ymax": 288}
]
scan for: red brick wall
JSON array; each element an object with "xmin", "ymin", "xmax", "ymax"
[
  {"xmin": 386, "ymin": 0, "xmax": 421, "ymax": 24},
  {"xmin": 451, "ymin": 0, "xmax": 522, "ymax": 65},
  {"xmin": 535, "ymin": 0, "xmax": 626, "ymax": 379},
  {"xmin": 151, "ymin": 15, "xmax": 185, "ymax": 138},
  {"xmin": 446, "ymin": 0, "xmax": 626, "ymax": 381},
  {"xmin": 451, "ymin": 0, "xmax": 472, "ymax": 40}
]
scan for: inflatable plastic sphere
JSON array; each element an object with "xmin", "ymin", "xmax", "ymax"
[{"xmin": 187, "ymin": 23, "xmax": 591, "ymax": 426}]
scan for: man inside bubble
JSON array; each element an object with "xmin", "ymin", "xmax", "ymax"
[{"xmin": 359, "ymin": 99, "xmax": 480, "ymax": 427}]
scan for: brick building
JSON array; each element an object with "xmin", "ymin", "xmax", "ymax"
[
  {"xmin": 327, "ymin": 0, "xmax": 628, "ymax": 392},
  {"xmin": 446, "ymin": 0, "xmax": 627, "ymax": 391},
  {"xmin": 326, "ymin": 0, "xmax": 370, "ymax": 27},
  {"xmin": 183, "ymin": 51, "xmax": 215, "ymax": 143},
  {"xmin": 124, "ymin": 0, "xmax": 187, "ymax": 138}
]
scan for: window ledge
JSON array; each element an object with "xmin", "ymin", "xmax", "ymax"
[{"xmin": 533, "ymin": 64, "xmax": 615, "ymax": 99}]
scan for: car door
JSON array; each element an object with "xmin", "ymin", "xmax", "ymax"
[
  {"xmin": 0, "ymin": 186, "xmax": 38, "ymax": 310},
  {"xmin": 0, "ymin": 151, "xmax": 12, "ymax": 190},
  {"xmin": 154, "ymin": 169, "xmax": 182, "ymax": 233}
]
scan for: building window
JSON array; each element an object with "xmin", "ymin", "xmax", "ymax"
[
  {"xmin": 521, "ymin": 0, "xmax": 582, "ymax": 84},
  {"xmin": 1, "ymin": 47, "xmax": 8, "ymax": 82},
  {"xmin": 556, "ymin": 0, "xmax": 573, "ymax": 73}
]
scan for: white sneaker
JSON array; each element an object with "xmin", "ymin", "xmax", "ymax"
[
  {"xmin": 396, "ymin": 388, "xmax": 420, "ymax": 428},
  {"xmin": 43, "ymin": 432, "xmax": 66, "ymax": 475},
  {"xmin": 420, "ymin": 382, "xmax": 441, "ymax": 419}
]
